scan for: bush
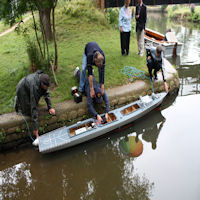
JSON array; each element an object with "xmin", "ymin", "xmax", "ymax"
[
  {"xmin": 26, "ymin": 40, "xmax": 49, "ymax": 73},
  {"xmin": 172, "ymin": 5, "xmax": 179, "ymax": 12},
  {"xmin": 105, "ymin": 8, "xmax": 119, "ymax": 26},
  {"xmin": 63, "ymin": 0, "xmax": 107, "ymax": 26},
  {"xmin": 191, "ymin": 11, "xmax": 200, "ymax": 22},
  {"xmin": 161, "ymin": 5, "xmax": 168, "ymax": 13}
]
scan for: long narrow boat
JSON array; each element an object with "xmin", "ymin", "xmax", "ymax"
[
  {"xmin": 39, "ymin": 92, "xmax": 167, "ymax": 153},
  {"xmin": 144, "ymin": 28, "xmax": 182, "ymax": 57}
]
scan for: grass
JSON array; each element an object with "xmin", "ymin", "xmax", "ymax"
[
  {"xmin": 0, "ymin": 22, "xmax": 10, "ymax": 34},
  {"xmin": 0, "ymin": 0, "xmax": 147, "ymax": 114}
]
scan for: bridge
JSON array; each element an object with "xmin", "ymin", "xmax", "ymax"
[{"xmin": 104, "ymin": 0, "xmax": 199, "ymax": 8}]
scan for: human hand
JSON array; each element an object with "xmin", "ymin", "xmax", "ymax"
[
  {"xmin": 105, "ymin": 113, "xmax": 109, "ymax": 122},
  {"xmin": 120, "ymin": 26, "xmax": 123, "ymax": 32},
  {"xmin": 90, "ymin": 88, "xmax": 95, "ymax": 98},
  {"xmin": 97, "ymin": 114, "xmax": 102, "ymax": 124},
  {"xmin": 164, "ymin": 82, "xmax": 169, "ymax": 93},
  {"xmin": 49, "ymin": 108, "xmax": 56, "ymax": 115},
  {"xmin": 33, "ymin": 130, "xmax": 39, "ymax": 138},
  {"xmin": 136, "ymin": 15, "xmax": 139, "ymax": 19},
  {"xmin": 101, "ymin": 84, "xmax": 104, "ymax": 95},
  {"xmin": 147, "ymin": 56, "xmax": 151, "ymax": 60}
]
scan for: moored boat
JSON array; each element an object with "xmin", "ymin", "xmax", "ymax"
[
  {"xmin": 144, "ymin": 28, "xmax": 182, "ymax": 57},
  {"xmin": 39, "ymin": 92, "xmax": 167, "ymax": 154}
]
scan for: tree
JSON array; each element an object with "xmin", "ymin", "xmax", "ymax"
[{"xmin": 0, "ymin": 0, "xmax": 58, "ymax": 84}]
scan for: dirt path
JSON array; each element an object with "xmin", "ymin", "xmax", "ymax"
[{"xmin": 0, "ymin": 16, "xmax": 31, "ymax": 37}]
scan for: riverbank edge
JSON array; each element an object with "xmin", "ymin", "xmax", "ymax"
[{"xmin": 0, "ymin": 58, "xmax": 179, "ymax": 151}]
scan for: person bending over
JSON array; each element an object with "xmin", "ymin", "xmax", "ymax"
[
  {"xmin": 79, "ymin": 42, "xmax": 105, "ymax": 99},
  {"xmin": 146, "ymin": 45, "xmax": 168, "ymax": 92},
  {"xmin": 15, "ymin": 70, "xmax": 55, "ymax": 146}
]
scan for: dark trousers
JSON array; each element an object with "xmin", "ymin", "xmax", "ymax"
[
  {"xmin": 147, "ymin": 58, "xmax": 161, "ymax": 79},
  {"xmin": 120, "ymin": 31, "xmax": 130, "ymax": 55}
]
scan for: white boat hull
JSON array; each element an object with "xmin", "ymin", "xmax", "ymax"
[
  {"xmin": 39, "ymin": 92, "xmax": 167, "ymax": 153},
  {"xmin": 145, "ymin": 37, "xmax": 182, "ymax": 57},
  {"xmin": 144, "ymin": 28, "xmax": 182, "ymax": 57}
]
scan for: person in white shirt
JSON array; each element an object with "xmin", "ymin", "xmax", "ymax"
[{"xmin": 119, "ymin": 0, "xmax": 134, "ymax": 56}]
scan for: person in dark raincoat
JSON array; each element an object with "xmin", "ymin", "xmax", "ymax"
[
  {"xmin": 15, "ymin": 70, "xmax": 55, "ymax": 146},
  {"xmin": 74, "ymin": 67, "xmax": 109, "ymax": 123}
]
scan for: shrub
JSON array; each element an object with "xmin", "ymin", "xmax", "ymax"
[
  {"xmin": 63, "ymin": 0, "xmax": 107, "ymax": 26},
  {"xmin": 26, "ymin": 40, "xmax": 50, "ymax": 73},
  {"xmin": 191, "ymin": 11, "xmax": 200, "ymax": 22},
  {"xmin": 105, "ymin": 8, "xmax": 119, "ymax": 26},
  {"xmin": 172, "ymin": 5, "xmax": 179, "ymax": 12},
  {"xmin": 161, "ymin": 5, "xmax": 168, "ymax": 13}
]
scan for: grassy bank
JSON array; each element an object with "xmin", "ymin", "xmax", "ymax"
[
  {"xmin": 168, "ymin": 4, "xmax": 200, "ymax": 23},
  {"xmin": 0, "ymin": 0, "xmax": 146, "ymax": 114}
]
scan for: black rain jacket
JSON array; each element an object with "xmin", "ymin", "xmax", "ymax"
[{"xmin": 16, "ymin": 70, "xmax": 52, "ymax": 130}]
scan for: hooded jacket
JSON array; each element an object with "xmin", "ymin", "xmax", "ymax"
[{"xmin": 16, "ymin": 70, "xmax": 52, "ymax": 130}]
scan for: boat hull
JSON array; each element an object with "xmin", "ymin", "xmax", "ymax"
[
  {"xmin": 144, "ymin": 28, "xmax": 182, "ymax": 57},
  {"xmin": 39, "ymin": 92, "xmax": 167, "ymax": 153}
]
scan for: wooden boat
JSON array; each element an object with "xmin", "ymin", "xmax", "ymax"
[
  {"xmin": 144, "ymin": 28, "xmax": 183, "ymax": 57},
  {"xmin": 39, "ymin": 92, "xmax": 167, "ymax": 153}
]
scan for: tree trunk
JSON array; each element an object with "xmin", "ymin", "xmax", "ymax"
[
  {"xmin": 39, "ymin": 8, "xmax": 53, "ymax": 41},
  {"xmin": 52, "ymin": 5, "xmax": 58, "ymax": 71}
]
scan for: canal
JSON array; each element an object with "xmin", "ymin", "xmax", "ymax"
[{"xmin": 0, "ymin": 13, "xmax": 200, "ymax": 200}]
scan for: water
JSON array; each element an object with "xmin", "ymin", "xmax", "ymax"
[{"xmin": 1, "ymin": 13, "xmax": 200, "ymax": 200}]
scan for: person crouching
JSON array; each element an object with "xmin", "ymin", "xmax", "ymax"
[{"xmin": 74, "ymin": 67, "xmax": 109, "ymax": 123}]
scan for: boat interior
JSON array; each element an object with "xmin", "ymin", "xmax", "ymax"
[
  {"xmin": 121, "ymin": 104, "xmax": 140, "ymax": 115},
  {"xmin": 145, "ymin": 29, "xmax": 165, "ymax": 42},
  {"xmin": 69, "ymin": 113, "xmax": 117, "ymax": 137}
]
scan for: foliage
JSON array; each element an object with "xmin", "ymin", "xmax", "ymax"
[
  {"xmin": 190, "ymin": 11, "xmax": 200, "ymax": 22},
  {"xmin": 168, "ymin": 5, "xmax": 200, "ymax": 23},
  {"xmin": 161, "ymin": 5, "xmax": 168, "ymax": 13},
  {"xmin": 0, "ymin": 0, "xmax": 28, "ymax": 25},
  {"xmin": 0, "ymin": 0, "xmax": 59, "ymax": 74},
  {"xmin": 63, "ymin": 0, "xmax": 107, "ymax": 26},
  {"xmin": 172, "ymin": 5, "xmax": 179, "ymax": 12},
  {"xmin": 0, "ymin": 129, "xmax": 6, "ymax": 143},
  {"xmin": 105, "ymin": 8, "xmax": 119, "ymax": 28},
  {"xmin": 26, "ymin": 40, "xmax": 50, "ymax": 72}
]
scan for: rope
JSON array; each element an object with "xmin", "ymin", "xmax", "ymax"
[
  {"xmin": 121, "ymin": 66, "xmax": 154, "ymax": 93},
  {"xmin": 18, "ymin": 112, "xmax": 34, "ymax": 142}
]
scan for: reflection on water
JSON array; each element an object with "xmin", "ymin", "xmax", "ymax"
[
  {"xmin": 0, "ymin": 162, "xmax": 32, "ymax": 199},
  {"xmin": 119, "ymin": 136, "xmax": 143, "ymax": 157}
]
